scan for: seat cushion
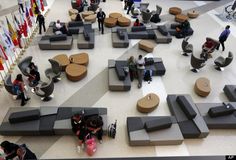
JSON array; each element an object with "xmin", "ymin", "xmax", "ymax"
[
  {"xmin": 68, "ymin": 21, "xmax": 83, "ymax": 27},
  {"xmin": 176, "ymin": 96, "xmax": 197, "ymax": 119},
  {"xmin": 144, "ymin": 117, "xmax": 172, "ymax": 132},
  {"xmin": 49, "ymin": 34, "xmax": 67, "ymax": 42},
  {"xmin": 115, "ymin": 61, "xmax": 127, "ymax": 81},
  {"xmin": 117, "ymin": 29, "xmax": 125, "ymax": 40},
  {"xmin": 208, "ymin": 104, "xmax": 235, "ymax": 117},
  {"xmin": 131, "ymin": 26, "xmax": 146, "ymax": 32},
  {"xmin": 157, "ymin": 25, "xmax": 168, "ymax": 36},
  {"xmin": 9, "ymin": 109, "xmax": 40, "ymax": 124},
  {"xmin": 178, "ymin": 120, "xmax": 200, "ymax": 138},
  {"xmin": 83, "ymin": 30, "xmax": 90, "ymax": 41}
]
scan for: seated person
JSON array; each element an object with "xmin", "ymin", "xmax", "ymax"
[
  {"xmin": 16, "ymin": 144, "xmax": 37, "ymax": 160},
  {"xmin": 201, "ymin": 38, "xmax": 215, "ymax": 60},
  {"xmin": 55, "ymin": 20, "xmax": 68, "ymax": 35},
  {"xmin": 86, "ymin": 115, "xmax": 103, "ymax": 143},
  {"xmin": 27, "ymin": 62, "xmax": 40, "ymax": 86},
  {"xmin": 176, "ymin": 20, "xmax": 190, "ymax": 38},
  {"xmin": 1, "ymin": 141, "xmax": 19, "ymax": 160},
  {"xmin": 75, "ymin": 13, "xmax": 82, "ymax": 22},
  {"xmin": 133, "ymin": 18, "xmax": 142, "ymax": 26}
]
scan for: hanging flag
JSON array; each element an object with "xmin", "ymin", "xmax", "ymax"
[
  {"xmin": 2, "ymin": 26, "xmax": 15, "ymax": 52},
  {"xmin": 40, "ymin": 0, "xmax": 44, "ymax": 11},
  {"xmin": 0, "ymin": 57, "xmax": 4, "ymax": 70},
  {"xmin": 6, "ymin": 17, "xmax": 18, "ymax": 46},
  {"xmin": 27, "ymin": 0, "xmax": 36, "ymax": 23},
  {"xmin": 33, "ymin": 0, "xmax": 40, "ymax": 16},
  {"xmin": 13, "ymin": 15, "xmax": 23, "ymax": 49},
  {"xmin": 30, "ymin": 0, "xmax": 35, "ymax": 17},
  {"xmin": 25, "ymin": 6, "xmax": 32, "ymax": 28},
  {"xmin": 37, "ymin": 0, "xmax": 41, "ymax": 12},
  {"xmin": 20, "ymin": 14, "xmax": 28, "ymax": 37},
  {"xmin": 0, "ymin": 44, "xmax": 8, "ymax": 60}
]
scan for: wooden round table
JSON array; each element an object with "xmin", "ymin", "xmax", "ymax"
[
  {"xmin": 137, "ymin": 93, "xmax": 160, "ymax": 113},
  {"xmin": 194, "ymin": 77, "xmax": 211, "ymax": 97},
  {"xmin": 65, "ymin": 64, "xmax": 87, "ymax": 82},
  {"xmin": 109, "ymin": 12, "xmax": 122, "ymax": 19},
  {"xmin": 70, "ymin": 14, "xmax": 77, "ymax": 21},
  {"xmin": 187, "ymin": 10, "xmax": 199, "ymax": 18},
  {"xmin": 81, "ymin": 11, "xmax": 94, "ymax": 18},
  {"xmin": 69, "ymin": 53, "xmax": 89, "ymax": 66},
  {"xmin": 175, "ymin": 14, "xmax": 188, "ymax": 23},
  {"xmin": 139, "ymin": 40, "xmax": 155, "ymax": 53},
  {"xmin": 104, "ymin": 18, "xmax": 117, "ymax": 27},
  {"xmin": 169, "ymin": 7, "xmax": 182, "ymax": 15},
  {"xmin": 117, "ymin": 17, "xmax": 131, "ymax": 27},
  {"xmin": 68, "ymin": 9, "xmax": 79, "ymax": 16},
  {"xmin": 84, "ymin": 14, "xmax": 96, "ymax": 23},
  {"xmin": 53, "ymin": 54, "xmax": 70, "ymax": 71}
]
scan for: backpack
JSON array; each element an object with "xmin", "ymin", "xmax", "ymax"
[
  {"xmin": 143, "ymin": 70, "xmax": 152, "ymax": 82},
  {"xmin": 12, "ymin": 84, "xmax": 21, "ymax": 95},
  {"xmin": 108, "ymin": 120, "xmax": 117, "ymax": 139}
]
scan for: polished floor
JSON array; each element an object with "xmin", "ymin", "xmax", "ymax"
[{"xmin": 0, "ymin": 0, "xmax": 236, "ymax": 159}]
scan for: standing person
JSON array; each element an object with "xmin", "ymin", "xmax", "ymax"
[
  {"xmin": 13, "ymin": 74, "xmax": 30, "ymax": 106},
  {"xmin": 216, "ymin": 25, "xmax": 231, "ymax": 51},
  {"xmin": 36, "ymin": 12, "xmax": 46, "ymax": 34},
  {"xmin": 127, "ymin": 56, "xmax": 136, "ymax": 81},
  {"xmin": 0, "ymin": 141, "xmax": 19, "ymax": 160},
  {"xmin": 126, "ymin": 0, "xmax": 134, "ymax": 15},
  {"xmin": 97, "ymin": 8, "xmax": 106, "ymax": 34},
  {"xmin": 18, "ymin": 0, "xmax": 25, "ymax": 13},
  {"xmin": 136, "ymin": 55, "xmax": 145, "ymax": 88}
]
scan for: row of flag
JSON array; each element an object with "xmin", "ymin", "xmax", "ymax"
[{"xmin": 0, "ymin": 0, "xmax": 46, "ymax": 71}]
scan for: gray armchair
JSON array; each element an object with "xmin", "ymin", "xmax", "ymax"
[
  {"xmin": 45, "ymin": 59, "xmax": 62, "ymax": 82},
  {"xmin": 4, "ymin": 74, "xmax": 18, "ymax": 96},
  {"xmin": 182, "ymin": 37, "xmax": 193, "ymax": 56},
  {"xmin": 214, "ymin": 51, "xmax": 233, "ymax": 71},
  {"xmin": 141, "ymin": 10, "xmax": 152, "ymax": 23},
  {"xmin": 88, "ymin": 3, "xmax": 99, "ymax": 12},
  {"xmin": 131, "ymin": 4, "xmax": 140, "ymax": 18},
  {"xmin": 190, "ymin": 54, "xmax": 206, "ymax": 73},
  {"xmin": 139, "ymin": 3, "xmax": 149, "ymax": 12},
  {"xmin": 18, "ymin": 56, "xmax": 32, "ymax": 77},
  {"xmin": 35, "ymin": 78, "xmax": 54, "ymax": 101}
]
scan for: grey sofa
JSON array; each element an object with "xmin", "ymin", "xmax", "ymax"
[
  {"xmin": 38, "ymin": 22, "xmax": 73, "ymax": 50},
  {"xmin": 168, "ymin": 23, "xmax": 194, "ymax": 37},
  {"xmin": 68, "ymin": 21, "xmax": 84, "ymax": 35},
  {"xmin": 77, "ymin": 23, "xmax": 95, "ymax": 49},
  {"xmin": 145, "ymin": 58, "xmax": 166, "ymax": 76},
  {"xmin": 127, "ymin": 116, "xmax": 184, "ymax": 146},
  {"xmin": 0, "ymin": 107, "xmax": 107, "ymax": 136},
  {"xmin": 167, "ymin": 94, "xmax": 209, "ymax": 138},
  {"xmin": 196, "ymin": 102, "xmax": 236, "ymax": 129},
  {"xmin": 111, "ymin": 28, "xmax": 129, "ymax": 48},
  {"xmin": 108, "ymin": 59, "xmax": 131, "ymax": 91},
  {"xmin": 155, "ymin": 25, "xmax": 172, "ymax": 43},
  {"xmin": 224, "ymin": 85, "xmax": 236, "ymax": 101}
]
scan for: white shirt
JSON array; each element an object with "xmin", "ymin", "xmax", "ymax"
[
  {"xmin": 136, "ymin": 58, "xmax": 145, "ymax": 70},
  {"xmin": 55, "ymin": 22, "xmax": 62, "ymax": 29},
  {"xmin": 18, "ymin": 0, "xmax": 24, "ymax": 4}
]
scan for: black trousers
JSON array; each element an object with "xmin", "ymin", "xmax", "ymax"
[
  {"xmin": 127, "ymin": 4, "xmax": 132, "ymax": 14},
  {"xmin": 20, "ymin": 92, "xmax": 27, "ymax": 106},
  {"xmin": 98, "ymin": 20, "xmax": 104, "ymax": 34},
  {"xmin": 217, "ymin": 39, "xmax": 225, "ymax": 51},
  {"xmin": 18, "ymin": 3, "xmax": 24, "ymax": 13},
  {"xmin": 39, "ymin": 22, "xmax": 46, "ymax": 34}
]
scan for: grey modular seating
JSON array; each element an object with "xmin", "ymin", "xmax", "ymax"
[
  {"xmin": 145, "ymin": 58, "xmax": 166, "ymax": 76},
  {"xmin": 167, "ymin": 94, "xmax": 209, "ymax": 138},
  {"xmin": 196, "ymin": 102, "xmax": 236, "ymax": 129},
  {"xmin": 111, "ymin": 27, "xmax": 129, "ymax": 48},
  {"xmin": 127, "ymin": 116, "xmax": 184, "ymax": 146},
  {"xmin": 223, "ymin": 85, "xmax": 236, "ymax": 101},
  {"xmin": 127, "ymin": 25, "xmax": 172, "ymax": 44},
  {"xmin": 0, "ymin": 106, "xmax": 107, "ymax": 136},
  {"xmin": 68, "ymin": 21, "xmax": 84, "ymax": 35},
  {"xmin": 168, "ymin": 23, "xmax": 194, "ymax": 37},
  {"xmin": 77, "ymin": 23, "xmax": 95, "ymax": 49},
  {"xmin": 38, "ymin": 22, "xmax": 73, "ymax": 50},
  {"xmin": 108, "ymin": 59, "xmax": 131, "ymax": 91}
]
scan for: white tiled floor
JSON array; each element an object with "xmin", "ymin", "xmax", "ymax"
[{"xmin": 1, "ymin": 0, "xmax": 236, "ymax": 159}]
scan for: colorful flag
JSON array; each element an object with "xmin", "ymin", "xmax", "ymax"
[
  {"xmin": 20, "ymin": 14, "xmax": 28, "ymax": 37},
  {"xmin": 0, "ymin": 44, "xmax": 8, "ymax": 60},
  {"xmin": 40, "ymin": 0, "xmax": 44, "ymax": 11},
  {"xmin": 2, "ymin": 26, "xmax": 15, "ymax": 52},
  {"xmin": 0, "ymin": 57, "xmax": 4, "ymax": 70},
  {"xmin": 6, "ymin": 17, "xmax": 18, "ymax": 46},
  {"xmin": 13, "ymin": 15, "xmax": 23, "ymax": 49},
  {"xmin": 32, "ymin": 0, "xmax": 40, "ymax": 16},
  {"xmin": 25, "ymin": 6, "xmax": 32, "ymax": 28}
]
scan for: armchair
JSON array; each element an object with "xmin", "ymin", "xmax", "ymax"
[
  {"xmin": 190, "ymin": 54, "xmax": 206, "ymax": 73},
  {"xmin": 18, "ymin": 56, "xmax": 33, "ymax": 77},
  {"xmin": 181, "ymin": 37, "xmax": 193, "ymax": 56},
  {"xmin": 214, "ymin": 51, "xmax": 233, "ymax": 71},
  {"xmin": 150, "ymin": 5, "xmax": 162, "ymax": 23},
  {"xmin": 4, "ymin": 74, "xmax": 18, "ymax": 96},
  {"xmin": 141, "ymin": 10, "xmax": 152, "ymax": 23},
  {"xmin": 139, "ymin": 3, "xmax": 149, "ymax": 12},
  {"xmin": 45, "ymin": 59, "xmax": 62, "ymax": 82},
  {"xmin": 35, "ymin": 78, "xmax": 54, "ymax": 101}
]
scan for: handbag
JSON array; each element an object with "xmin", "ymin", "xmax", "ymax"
[{"xmin": 85, "ymin": 134, "xmax": 97, "ymax": 156}]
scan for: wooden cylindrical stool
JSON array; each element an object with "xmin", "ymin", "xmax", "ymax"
[
  {"xmin": 137, "ymin": 93, "xmax": 160, "ymax": 113},
  {"xmin": 53, "ymin": 54, "xmax": 70, "ymax": 71},
  {"xmin": 65, "ymin": 64, "xmax": 87, "ymax": 82},
  {"xmin": 104, "ymin": 18, "xmax": 117, "ymax": 27},
  {"xmin": 69, "ymin": 53, "xmax": 89, "ymax": 66},
  {"xmin": 194, "ymin": 77, "xmax": 211, "ymax": 97}
]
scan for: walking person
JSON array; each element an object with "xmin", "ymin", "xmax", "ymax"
[
  {"xmin": 136, "ymin": 55, "xmax": 145, "ymax": 88},
  {"xmin": 126, "ymin": 0, "xmax": 134, "ymax": 15},
  {"xmin": 216, "ymin": 25, "xmax": 231, "ymax": 51},
  {"xmin": 36, "ymin": 12, "xmax": 46, "ymax": 34},
  {"xmin": 18, "ymin": 0, "xmax": 25, "ymax": 13},
  {"xmin": 97, "ymin": 8, "xmax": 106, "ymax": 34}
]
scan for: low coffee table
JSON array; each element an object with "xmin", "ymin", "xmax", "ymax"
[
  {"xmin": 84, "ymin": 14, "xmax": 96, "ymax": 23},
  {"xmin": 194, "ymin": 77, "xmax": 211, "ymax": 97},
  {"xmin": 175, "ymin": 14, "xmax": 188, "ymax": 23},
  {"xmin": 69, "ymin": 53, "xmax": 89, "ymax": 66},
  {"xmin": 53, "ymin": 54, "xmax": 70, "ymax": 71},
  {"xmin": 68, "ymin": 9, "xmax": 78, "ymax": 16},
  {"xmin": 117, "ymin": 17, "xmax": 131, "ymax": 27},
  {"xmin": 137, "ymin": 93, "xmax": 160, "ymax": 113},
  {"xmin": 139, "ymin": 40, "xmax": 155, "ymax": 53},
  {"xmin": 104, "ymin": 18, "xmax": 117, "ymax": 27},
  {"xmin": 65, "ymin": 64, "xmax": 87, "ymax": 82},
  {"xmin": 109, "ymin": 12, "xmax": 122, "ymax": 19},
  {"xmin": 169, "ymin": 7, "xmax": 182, "ymax": 15},
  {"xmin": 81, "ymin": 11, "xmax": 94, "ymax": 18},
  {"xmin": 187, "ymin": 10, "xmax": 199, "ymax": 18}
]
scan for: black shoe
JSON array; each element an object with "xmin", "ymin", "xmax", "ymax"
[
  {"xmin": 26, "ymin": 98, "xmax": 31, "ymax": 101},
  {"xmin": 21, "ymin": 102, "xmax": 26, "ymax": 106}
]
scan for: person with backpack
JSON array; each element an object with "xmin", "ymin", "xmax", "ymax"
[
  {"xmin": 136, "ymin": 55, "xmax": 145, "ymax": 88},
  {"xmin": 13, "ymin": 74, "xmax": 30, "ymax": 106},
  {"xmin": 216, "ymin": 25, "xmax": 231, "ymax": 51}
]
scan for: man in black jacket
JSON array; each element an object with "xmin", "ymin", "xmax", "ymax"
[
  {"xmin": 36, "ymin": 12, "xmax": 46, "ymax": 34},
  {"xmin": 126, "ymin": 0, "xmax": 134, "ymax": 14},
  {"xmin": 97, "ymin": 8, "xmax": 106, "ymax": 34}
]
